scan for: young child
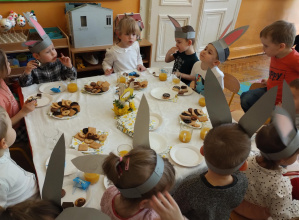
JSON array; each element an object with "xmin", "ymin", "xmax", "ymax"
[
  {"xmin": 190, "ymin": 23, "xmax": 248, "ymax": 95},
  {"xmin": 290, "ymin": 78, "xmax": 299, "ymax": 129},
  {"xmin": 0, "ymin": 106, "xmax": 39, "ymax": 208},
  {"xmin": 241, "ymin": 20, "xmax": 299, "ymax": 112},
  {"xmin": 234, "ymin": 117, "xmax": 299, "ymax": 219},
  {"xmin": 165, "ymin": 16, "xmax": 199, "ymax": 85},
  {"xmin": 19, "ymin": 12, "xmax": 76, "ymax": 87},
  {"xmin": 0, "ymin": 49, "xmax": 36, "ymax": 140},
  {"xmin": 100, "ymin": 148, "xmax": 175, "ymax": 220},
  {"xmin": 102, "ymin": 16, "xmax": 146, "ymax": 75}
]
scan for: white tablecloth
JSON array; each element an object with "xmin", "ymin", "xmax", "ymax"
[{"xmin": 21, "ymin": 69, "xmax": 211, "ymax": 209}]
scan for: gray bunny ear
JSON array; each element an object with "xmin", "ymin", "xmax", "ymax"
[
  {"xmin": 133, "ymin": 94, "xmax": 150, "ymax": 149},
  {"xmin": 42, "ymin": 134, "xmax": 65, "ymax": 206},
  {"xmin": 71, "ymin": 154, "xmax": 108, "ymax": 174},
  {"xmin": 205, "ymin": 68, "xmax": 232, "ymax": 127},
  {"xmin": 282, "ymin": 80, "xmax": 296, "ymax": 123},
  {"xmin": 56, "ymin": 207, "xmax": 110, "ymax": 220},
  {"xmin": 168, "ymin": 15, "xmax": 181, "ymax": 29},
  {"xmin": 239, "ymin": 86, "xmax": 277, "ymax": 137}
]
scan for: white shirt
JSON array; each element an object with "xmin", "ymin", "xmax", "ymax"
[
  {"xmin": 244, "ymin": 154, "xmax": 299, "ymax": 220},
  {"xmin": 191, "ymin": 61, "xmax": 224, "ymax": 89},
  {"xmin": 0, "ymin": 150, "xmax": 38, "ymax": 208},
  {"xmin": 102, "ymin": 41, "xmax": 143, "ymax": 73}
]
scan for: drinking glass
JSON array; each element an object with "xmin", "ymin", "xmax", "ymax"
[
  {"xmin": 84, "ymin": 173, "xmax": 100, "ymax": 185},
  {"xmin": 179, "ymin": 124, "xmax": 193, "ymax": 143},
  {"xmin": 117, "ymin": 144, "xmax": 132, "ymax": 157},
  {"xmin": 67, "ymin": 78, "xmax": 78, "ymax": 93},
  {"xmin": 117, "ymin": 72, "xmax": 126, "ymax": 84},
  {"xmin": 172, "ymin": 72, "xmax": 181, "ymax": 84},
  {"xmin": 159, "ymin": 68, "xmax": 169, "ymax": 81}
]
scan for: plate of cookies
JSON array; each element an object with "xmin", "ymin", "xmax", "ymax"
[
  {"xmin": 71, "ymin": 127, "xmax": 108, "ymax": 153},
  {"xmin": 24, "ymin": 93, "xmax": 53, "ymax": 107},
  {"xmin": 83, "ymin": 81, "xmax": 110, "ymax": 95},
  {"xmin": 61, "ymin": 184, "xmax": 90, "ymax": 208},
  {"xmin": 49, "ymin": 100, "xmax": 80, "ymax": 119},
  {"xmin": 171, "ymin": 85, "xmax": 193, "ymax": 96},
  {"xmin": 179, "ymin": 108, "xmax": 208, "ymax": 129},
  {"xmin": 126, "ymin": 78, "xmax": 148, "ymax": 90},
  {"xmin": 150, "ymin": 87, "xmax": 177, "ymax": 100}
]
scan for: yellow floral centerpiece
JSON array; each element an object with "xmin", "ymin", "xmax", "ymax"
[{"xmin": 112, "ymin": 84, "xmax": 136, "ymax": 116}]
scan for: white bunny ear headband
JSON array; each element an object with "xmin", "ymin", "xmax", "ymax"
[
  {"xmin": 204, "ymin": 69, "xmax": 277, "ymax": 175},
  {"xmin": 211, "ymin": 22, "xmax": 249, "ymax": 63},
  {"xmin": 260, "ymin": 81, "xmax": 299, "ymax": 161},
  {"xmin": 72, "ymin": 95, "xmax": 165, "ymax": 199},
  {"xmin": 168, "ymin": 15, "xmax": 195, "ymax": 39},
  {"xmin": 42, "ymin": 134, "xmax": 110, "ymax": 219},
  {"xmin": 21, "ymin": 12, "xmax": 52, "ymax": 53}
]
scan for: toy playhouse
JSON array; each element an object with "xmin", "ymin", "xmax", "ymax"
[{"xmin": 66, "ymin": 3, "xmax": 113, "ymax": 48}]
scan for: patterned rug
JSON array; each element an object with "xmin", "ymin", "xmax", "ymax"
[{"xmin": 238, "ymin": 78, "xmax": 263, "ymax": 95}]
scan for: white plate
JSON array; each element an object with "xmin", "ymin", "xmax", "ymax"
[
  {"xmin": 83, "ymin": 81, "xmax": 110, "ymax": 95},
  {"xmin": 103, "ymin": 176, "xmax": 114, "ymax": 189},
  {"xmin": 149, "ymin": 132, "xmax": 168, "ymax": 154},
  {"xmin": 170, "ymin": 144, "xmax": 204, "ymax": 167},
  {"xmin": 179, "ymin": 116, "xmax": 203, "ymax": 129},
  {"xmin": 45, "ymin": 149, "xmax": 81, "ymax": 176},
  {"xmin": 150, "ymin": 113, "xmax": 163, "ymax": 131},
  {"xmin": 39, "ymin": 82, "xmax": 67, "ymax": 94},
  {"xmin": 61, "ymin": 184, "xmax": 90, "ymax": 207},
  {"xmin": 147, "ymin": 67, "xmax": 160, "ymax": 77},
  {"xmin": 70, "ymin": 129, "xmax": 109, "ymax": 153},
  {"xmin": 24, "ymin": 93, "xmax": 53, "ymax": 108},
  {"xmin": 48, "ymin": 101, "xmax": 80, "ymax": 120},
  {"xmin": 150, "ymin": 87, "xmax": 177, "ymax": 100}
]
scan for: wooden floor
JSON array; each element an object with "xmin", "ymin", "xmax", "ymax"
[{"xmin": 219, "ymin": 54, "xmax": 270, "ymax": 111}]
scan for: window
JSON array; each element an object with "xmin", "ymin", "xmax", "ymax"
[
  {"xmin": 106, "ymin": 15, "xmax": 111, "ymax": 26},
  {"xmin": 81, "ymin": 16, "xmax": 87, "ymax": 27}
]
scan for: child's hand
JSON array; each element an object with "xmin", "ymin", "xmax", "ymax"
[
  {"xmin": 24, "ymin": 60, "xmax": 39, "ymax": 75},
  {"xmin": 175, "ymin": 71, "xmax": 182, "ymax": 78},
  {"xmin": 21, "ymin": 101, "xmax": 36, "ymax": 115},
  {"xmin": 105, "ymin": 68, "xmax": 113, "ymax": 75},
  {"xmin": 169, "ymin": 47, "xmax": 178, "ymax": 54},
  {"xmin": 261, "ymin": 79, "xmax": 267, "ymax": 86},
  {"xmin": 150, "ymin": 192, "xmax": 185, "ymax": 220},
  {"xmin": 137, "ymin": 64, "xmax": 146, "ymax": 72},
  {"xmin": 59, "ymin": 53, "xmax": 72, "ymax": 68},
  {"xmin": 190, "ymin": 81, "xmax": 196, "ymax": 90}
]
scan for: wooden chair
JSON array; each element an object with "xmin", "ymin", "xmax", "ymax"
[
  {"xmin": 249, "ymin": 82, "xmax": 265, "ymax": 90},
  {"xmin": 223, "ymin": 72, "xmax": 240, "ymax": 107},
  {"xmin": 9, "ymin": 147, "xmax": 35, "ymax": 172}
]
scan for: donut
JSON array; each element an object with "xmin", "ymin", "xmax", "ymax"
[
  {"xmin": 65, "ymin": 100, "xmax": 72, "ymax": 107},
  {"xmin": 61, "ymin": 189, "xmax": 66, "ymax": 198},
  {"xmin": 90, "ymin": 82, "xmax": 96, "ymax": 86},
  {"xmin": 82, "ymin": 128, "xmax": 88, "ymax": 134},
  {"xmin": 162, "ymin": 93, "xmax": 170, "ymax": 99},
  {"xmin": 99, "ymin": 134, "xmax": 107, "ymax": 142},
  {"xmin": 183, "ymin": 119, "xmax": 192, "ymax": 124},
  {"xmin": 84, "ymin": 139, "xmax": 94, "ymax": 144},
  {"xmin": 181, "ymin": 85, "xmax": 187, "ymax": 90},
  {"xmin": 78, "ymin": 131, "xmax": 86, "ymax": 138},
  {"xmin": 194, "ymin": 109, "xmax": 204, "ymax": 116},
  {"xmin": 172, "ymin": 86, "xmax": 180, "ymax": 92},
  {"xmin": 62, "ymin": 110, "xmax": 70, "ymax": 116},
  {"xmin": 74, "ymin": 198, "xmax": 86, "ymax": 207},
  {"xmin": 180, "ymin": 115, "xmax": 191, "ymax": 121}
]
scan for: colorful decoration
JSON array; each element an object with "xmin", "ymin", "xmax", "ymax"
[
  {"xmin": 0, "ymin": 17, "xmax": 12, "ymax": 32},
  {"xmin": 112, "ymin": 83, "xmax": 136, "ymax": 116},
  {"xmin": 7, "ymin": 16, "xmax": 16, "ymax": 28},
  {"xmin": 8, "ymin": 11, "xmax": 18, "ymax": 21},
  {"xmin": 17, "ymin": 14, "xmax": 26, "ymax": 27}
]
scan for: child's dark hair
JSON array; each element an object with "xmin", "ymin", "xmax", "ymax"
[
  {"xmin": 0, "ymin": 49, "xmax": 9, "ymax": 79},
  {"xmin": 256, "ymin": 123, "xmax": 287, "ymax": 170},
  {"xmin": 203, "ymin": 123, "xmax": 251, "ymax": 173},
  {"xmin": 102, "ymin": 148, "xmax": 175, "ymax": 204},
  {"xmin": 260, "ymin": 20, "xmax": 296, "ymax": 48},
  {"xmin": 0, "ymin": 199, "xmax": 61, "ymax": 220},
  {"xmin": 290, "ymin": 78, "xmax": 299, "ymax": 90},
  {"xmin": 115, "ymin": 16, "xmax": 141, "ymax": 42},
  {"xmin": 27, "ymin": 32, "xmax": 43, "ymax": 53},
  {"xmin": 182, "ymin": 25, "xmax": 195, "ymax": 45}
]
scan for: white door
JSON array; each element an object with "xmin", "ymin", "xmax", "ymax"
[{"xmin": 140, "ymin": 0, "xmax": 242, "ymax": 68}]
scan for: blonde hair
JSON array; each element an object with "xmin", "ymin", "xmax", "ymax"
[
  {"xmin": 0, "ymin": 106, "xmax": 8, "ymax": 140},
  {"xmin": 0, "ymin": 49, "xmax": 9, "ymax": 80},
  {"xmin": 115, "ymin": 16, "xmax": 141, "ymax": 42},
  {"xmin": 260, "ymin": 20, "xmax": 296, "ymax": 48},
  {"xmin": 103, "ymin": 148, "xmax": 175, "ymax": 204}
]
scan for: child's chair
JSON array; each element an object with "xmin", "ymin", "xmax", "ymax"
[
  {"xmin": 9, "ymin": 146, "xmax": 35, "ymax": 173},
  {"xmin": 223, "ymin": 72, "xmax": 240, "ymax": 107}
]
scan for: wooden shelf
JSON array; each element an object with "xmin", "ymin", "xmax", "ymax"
[{"xmin": 77, "ymin": 64, "xmax": 102, "ymax": 72}]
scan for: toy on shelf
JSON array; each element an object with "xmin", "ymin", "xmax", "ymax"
[
  {"xmin": 75, "ymin": 57, "xmax": 85, "ymax": 69},
  {"xmin": 112, "ymin": 83, "xmax": 136, "ymax": 116}
]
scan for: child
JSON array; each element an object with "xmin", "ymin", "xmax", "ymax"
[
  {"xmin": 102, "ymin": 16, "xmax": 146, "ymax": 75},
  {"xmin": 0, "ymin": 106, "xmax": 39, "ymax": 208},
  {"xmin": 165, "ymin": 16, "xmax": 199, "ymax": 85},
  {"xmin": 0, "ymin": 49, "xmax": 36, "ymax": 140},
  {"xmin": 290, "ymin": 78, "xmax": 299, "ymax": 129},
  {"xmin": 241, "ymin": 20, "xmax": 299, "ymax": 112},
  {"xmin": 19, "ymin": 12, "xmax": 76, "ymax": 87},
  {"xmin": 100, "ymin": 148, "xmax": 175, "ymax": 220},
  {"xmin": 190, "ymin": 23, "xmax": 248, "ymax": 95},
  {"xmin": 234, "ymin": 116, "xmax": 299, "ymax": 219}
]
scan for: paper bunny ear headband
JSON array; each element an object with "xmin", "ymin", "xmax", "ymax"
[
  {"xmin": 211, "ymin": 22, "xmax": 249, "ymax": 63},
  {"xmin": 168, "ymin": 15, "xmax": 195, "ymax": 39},
  {"xmin": 21, "ymin": 12, "xmax": 52, "ymax": 53},
  {"xmin": 72, "ymin": 95, "xmax": 164, "ymax": 199},
  {"xmin": 204, "ymin": 68, "xmax": 277, "ymax": 174},
  {"xmin": 43, "ymin": 134, "xmax": 110, "ymax": 219},
  {"xmin": 260, "ymin": 81, "xmax": 299, "ymax": 161}
]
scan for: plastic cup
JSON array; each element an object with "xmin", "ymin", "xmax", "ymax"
[
  {"xmin": 84, "ymin": 173, "xmax": 100, "ymax": 185},
  {"xmin": 67, "ymin": 79, "xmax": 78, "ymax": 93},
  {"xmin": 200, "ymin": 127, "xmax": 211, "ymax": 140},
  {"xmin": 198, "ymin": 97, "xmax": 206, "ymax": 107},
  {"xmin": 179, "ymin": 124, "xmax": 193, "ymax": 143},
  {"xmin": 117, "ymin": 144, "xmax": 132, "ymax": 157}
]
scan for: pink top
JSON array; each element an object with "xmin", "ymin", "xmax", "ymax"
[
  {"xmin": 101, "ymin": 186, "xmax": 159, "ymax": 220},
  {"xmin": 0, "ymin": 79, "xmax": 19, "ymax": 118}
]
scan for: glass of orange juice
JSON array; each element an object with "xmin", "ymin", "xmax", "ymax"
[
  {"xmin": 117, "ymin": 144, "xmax": 132, "ymax": 157},
  {"xmin": 200, "ymin": 127, "xmax": 211, "ymax": 140},
  {"xmin": 198, "ymin": 97, "xmax": 206, "ymax": 107},
  {"xmin": 159, "ymin": 68, "xmax": 168, "ymax": 81},
  {"xmin": 179, "ymin": 124, "xmax": 193, "ymax": 143},
  {"xmin": 172, "ymin": 72, "xmax": 181, "ymax": 84},
  {"xmin": 117, "ymin": 73, "xmax": 126, "ymax": 84},
  {"xmin": 67, "ymin": 78, "xmax": 78, "ymax": 93},
  {"xmin": 84, "ymin": 173, "xmax": 100, "ymax": 185}
]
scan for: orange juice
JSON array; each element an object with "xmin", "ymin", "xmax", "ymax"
[
  {"xmin": 198, "ymin": 97, "xmax": 206, "ymax": 107},
  {"xmin": 200, "ymin": 127, "xmax": 210, "ymax": 140},
  {"xmin": 67, "ymin": 83, "xmax": 78, "ymax": 93},
  {"xmin": 84, "ymin": 173, "xmax": 100, "ymax": 184},
  {"xmin": 179, "ymin": 130, "xmax": 192, "ymax": 143},
  {"xmin": 172, "ymin": 78, "xmax": 180, "ymax": 84},
  {"xmin": 118, "ymin": 76, "xmax": 126, "ymax": 83},
  {"xmin": 159, "ymin": 72, "xmax": 167, "ymax": 81},
  {"xmin": 119, "ymin": 150, "xmax": 129, "ymax": 157}
]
